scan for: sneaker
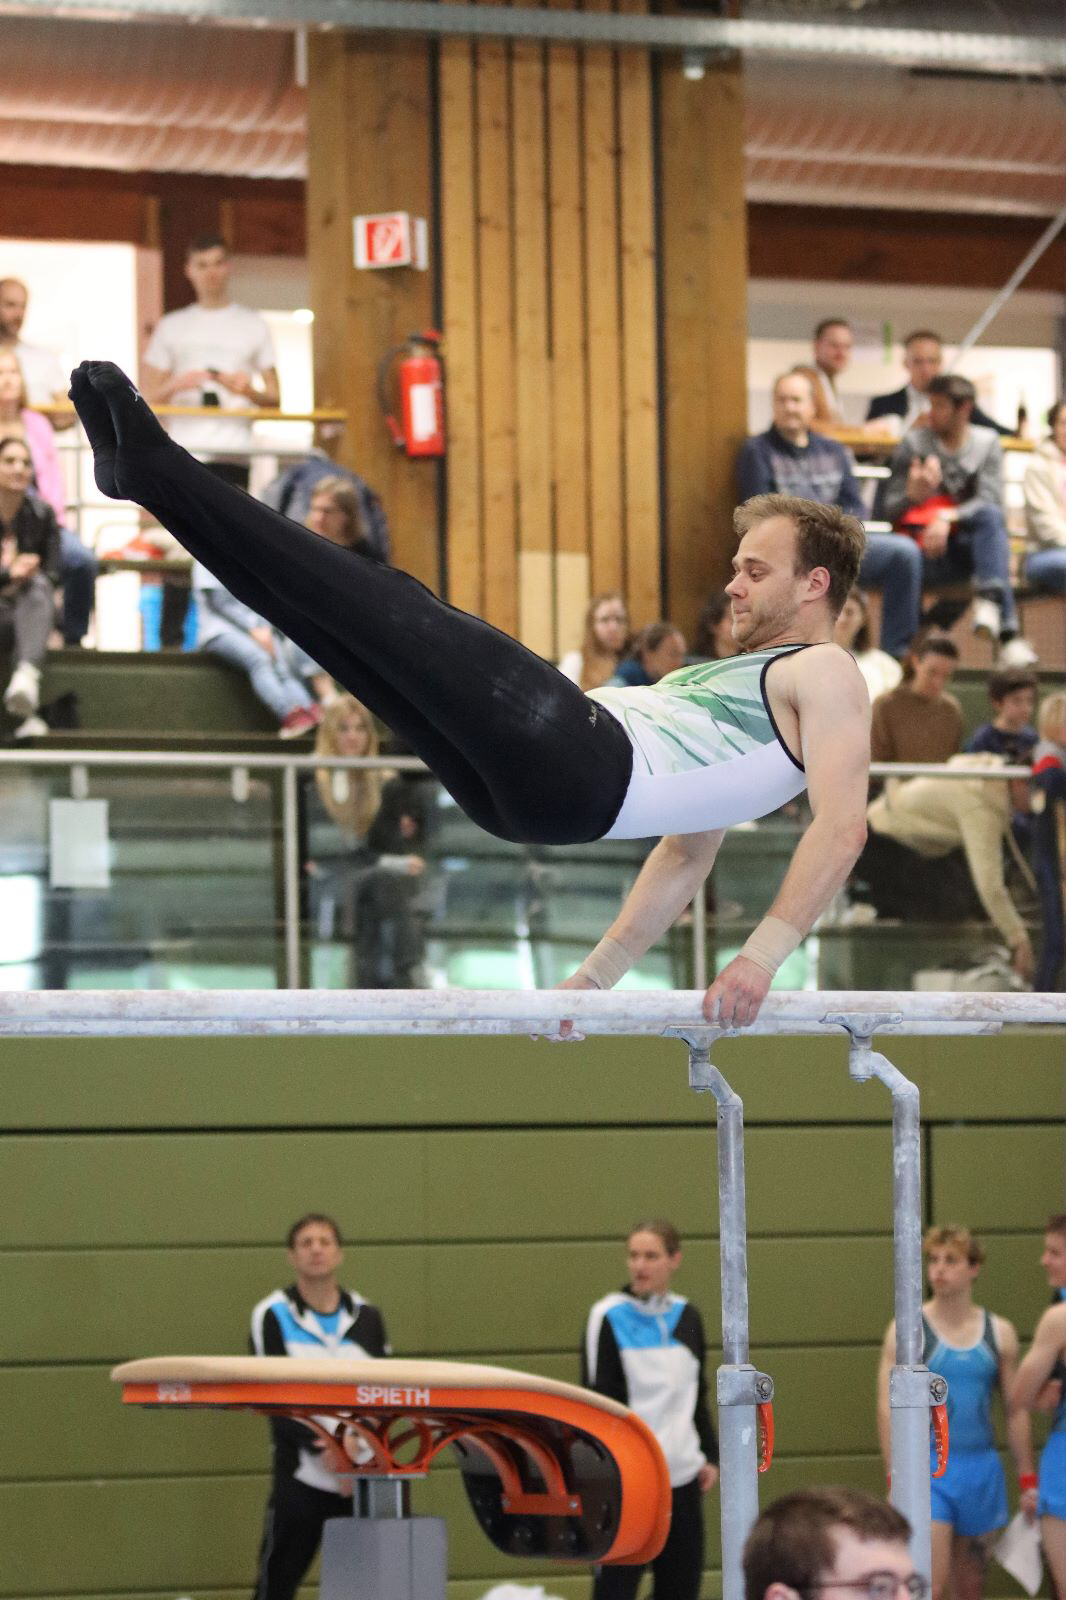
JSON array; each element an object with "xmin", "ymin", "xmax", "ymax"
[
  {"xmin": 4, "ymin": 661, "xmax": 40, "ymax": 719},
  {"xmin": 278, "ymin": 705, "xmax": 320, "ymax": 739},
  {"xmin": 998, "ymin": 635, "xmax": 1039, "ymax": 668},
  {"xmin": 971, "ymin": 596, "xmax": 1001, "ymax": 638},
  {"xmin": 13, "ymin": 714, "xmax": 48, "ymax": 739}
]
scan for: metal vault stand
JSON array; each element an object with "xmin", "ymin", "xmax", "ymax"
[
  {"xmin": 680, "ymin": 1016, "xmax": 948, "ymax": 1600},
  {"xmin": 319, "ymin": 1481, "xmax": 447, "ymax": 1600}
]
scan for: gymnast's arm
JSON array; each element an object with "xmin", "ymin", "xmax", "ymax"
[
  {"xmin": 1011, "ymin": 1304, "xmax": 1066, "ymax": 1410},
  {"xmin": 703, "ymin": 649, "xmax": 870, "ymax": 1027}
]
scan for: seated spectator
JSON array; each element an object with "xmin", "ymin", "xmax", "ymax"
[
  {"xmin": 690, "ymin": 591, "xmax": 736, "ymax": 661},
  {"xmin": 0, "ymin": 347, "xmax": 96, "ymax": 645},
  {"xmin": 967, "ymin": 670, "xmax": 1038, "ymax": 766},
  {"xmin": 738, "ymin": 371, "xmax": 922, "ymax": 659},
  {"xmin": 1021, "ymin": 399, "xmax": 1066, "ymax": 595},
  {"xmin": 558, "ymin": 592, "xmax": 630, "ymax": 689},
  {"xmin": 791, "ymin": 317, "xmax": 853, "ymax": 429},
  {"xmin": 0, "ymin": 276, "xmax": 74, "ymax": 427},
  {"xmin": 881, "ymin": 375, "xmax": 1035, "ymax": 666},
  {"xmin": 866, "ymin": 753, "xmax": 1035, "ymax": 982},
  {"xmin": 870, "ymin": 636, "xmax": 963, "ymax": 766},
  {"xmin": 867, "ymin": 329, "xmax": 1008, "ymax": 436},
  {"xmin": 743, "ymin": 1487, "xmax": 914, "ymax": 1600},
  {"xmin": 609, "ymin": 621, "xmax": 686, "ymax": 687},
  {"xmin": 262, "ymin": 449, "xmax": 390, "ymax": 563},
  {"xmin": 309, "ymin": 695, "xmax": 428, "ymax": 988},
  {"xmin": 833, "ymin": 586, "xmax": 902, "ymax": 703},
  {"xmin": 0, "ymin": 435, "xmax": 57, "ymax": 734},
  {"xmin": 1031, "ymin": 692, "xmax": 1066, "ymax": 990},
  {"xmin": 194, "ymin": 562, "xmax": 324, "ymax": 738}
]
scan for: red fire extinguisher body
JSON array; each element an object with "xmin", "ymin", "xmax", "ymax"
[{"xmin": 400, "ymin": 351, "xmax": 445, "ymax": 458}]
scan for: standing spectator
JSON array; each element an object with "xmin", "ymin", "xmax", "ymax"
[
  {"xmin": 743, "ymin": 1487, "xmax": 915, "ymax": 1600},
  {"xmin": 0, "ymin": 348, "xmax": 96, "ymax": 645},
  {"xmin": 1010, "ymin": 1215, "xmax": 1066, "ymax": 1600},
  {"xmin": 141, "ymin": 233, "xmax": 279, "ymax": 490},
  {"xmin": 249, "ymin": 1212, "xmax": 390, "ymax": 1600},
  {"xmin": 0, "ymin": 276, "xmax": 74, "ymax": 427},
  {"xmin": 0, "ymin": 435, "xmax": 58, "ymax": 733},
  {"xmin": 1031, "ymin": 692, "xmax": 1066, "ymax": 990},
  {"xmin": 881, "ymin": 375, "xmax": 1034, "ymax": 666},
  {"xmin": 877, "ymin": 1226, "xmax": 1036, "ymax": 1600},
  {"xmin": 966, "ymin": 669, "xmax": 1038, "ymax": 765},
  {"xmin": 1021, "ymin": 399, "xmax": 1066, "ymax": 594},
  {"xmin": 690, "ymin": 591, "xmax": 737, "ymax": 662},
  {"xmin": 870, "ymin": 637, "xmax": 963, "ymax": 765},
  {"xmin": 583, "ymin": 1218, "xmax": 718, "ymax": 1600},
  {"xmin": 833, "ymin": 586, "xmax": 903, "ymax": 704},
  {"xmin": 738, "ymin": 372, "xmax": 922, "ymax": 659},
  {"xmin": 867, "ymin": 330, "xmax": 1007, "ymax": 436},
  {"xmin": 792, "ymin": 317, "xmax": 853, "ymax": 428},
  {"xmin": 608, "ymin": 621, "xmax": 686, "ymax": 687},
  {"xmin": 558, "ymin": 592, "xmax": 631, "ymax": 691}
]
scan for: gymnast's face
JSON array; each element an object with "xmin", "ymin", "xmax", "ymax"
[
  {"xmin": 727, "ymin": 517, "xmax": 823, "ymax": 649},
  {"xmin": 1041, "ymin": 1231, "xmax": 1066, "ymax": 1291},
  {"xmin": 627, "ymin": 1231, "xmax": 681, "ymax": 1299}
]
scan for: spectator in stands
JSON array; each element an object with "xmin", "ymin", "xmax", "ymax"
[
  {"xmin": 262, "ymin": 448, "xmax": 390, "ymax": 564},
  {"xmin": 142, "ymin": 234, "xmax": 279, "ymax": 490},
  {"xmin": 0, "ymin": 348, "xmax": 96, "ymax": 645},
  {"xmin": 303, "ymin": 476, "xmax": 384, "ymax": 566},
  {"xmin": 0, "ymin": 277, "xmax": 74, "ymax": 428},
  {"xmin": 690, "ymin": 591, "xmax": 737, "ymax": 661},
  {"xmin": 833, "ymin": 586, "xmax": 902, "ymax": 704},
  {"xmin": 867, "ymin": 330, "xmax": 1007, "ymax": 436},
  {"xmin": 866, "ymin": 753, "xmax": 1035, "ymax": 982},
  {"xmin": 558, "ymin": 593, "xmax": 631, "ymax": 690},
  {"xmin": 870, "ymin": 636, "xmax": 962, "ymax": 765},
  {"xmin": 967, "ymin": 670, "xmax": 1038, "ymax": 767},
  {"xmin": 792, "ymin": 317, "xmax": 853, "ymax": 428},
  {"xmin": 1021, "ymin": 399, "xmax": 1066, "ymax": 595},
  {"xmin": 194, "ymin": 562, "xmax": 322, "ymax": 738},
  {"xmin": 308, "ymin": 695, "xmax": 428, "ymax": 988},
  {"xmin": 0, "ymin": 436, "xmax": 57, "ymax": 734},
  {"xmin": 609, "ymin": 621, "xmax": 686, "ymax": 688},
  {"xmin": 743, "ymin": 1487, "xmax": 915, "ymax": 1600},
  {"xmin": 1031, "ymin": 692, "xmax": 1066, "ymax": 990},
  {"xmin": 881, "ymin": 375, "xmax": 1035, "ymax": 667},
  {"xmin": 738, "ymin": 371, "xmax": 922, "ymax": 659}
]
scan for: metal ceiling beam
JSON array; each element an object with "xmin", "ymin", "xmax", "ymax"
[{"xmin": 0, "ymin": 0, "xmax": 1064, "ymax": 73}]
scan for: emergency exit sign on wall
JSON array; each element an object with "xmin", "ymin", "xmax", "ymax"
[{"xmin": 353, "ymin": 213, "xmax": 428, "ymax": 270}]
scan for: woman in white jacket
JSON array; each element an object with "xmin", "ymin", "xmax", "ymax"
[{"xmin": 1022, "ymin": 401, "xmax": 1066, "ymax": 594}]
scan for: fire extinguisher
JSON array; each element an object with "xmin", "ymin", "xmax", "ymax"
[{"xmin": 377, "ymin": 329, "xmax": 445, "ymax": 457}]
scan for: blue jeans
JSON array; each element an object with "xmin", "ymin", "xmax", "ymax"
[
  {"xmin": 921, "ymin": 503, "xmax": 1018, "ymax": 632},
  {"xmin": 202, "ymin": 621, "xmax": 314, "ymax": 722},
  {"xmin": 1023, "ymin": 547, "xmax": 1066, "ymax": 594},
  {"xmin": 858, "ymin": 532, "xmax": 923, "ymax": 658},
  {"xmin": 58, "ymin": 525, "xmax": 98, "ymax": 645}
]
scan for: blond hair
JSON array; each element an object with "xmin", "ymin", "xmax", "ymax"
[
  {"xmin": 576, "ymin": 591, "xmax": 630, "ymax": 692},
  {"xmin": 0, "ymin": 347, "xmax": 29, "ymax": 411},
  {"xmin": 1037, "ymin": 691, "xmax": 1066, "ymax": 741},
  {"xmin": 314, "ymin": 695, "xmax": 385, "ymax": 839},
  {"xmin": 923, "ymin": 1224, "xmax": 984, "ymax": 1266},
  {"xmin": 734, "ymin": 493, "xmax": 866, "ymax": 614}
]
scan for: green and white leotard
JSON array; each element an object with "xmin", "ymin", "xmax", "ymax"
[{"xmin": 588, "ymin": 645, "xmax": 811, "ymax": 839}]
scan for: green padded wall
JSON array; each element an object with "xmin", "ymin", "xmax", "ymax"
[{"xmin": 0, "ymin": 1029, "xmax": 1062, "ymax": 1600}]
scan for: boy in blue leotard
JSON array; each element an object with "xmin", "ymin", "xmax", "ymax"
[
  {"xmin": 878, "ymin": 1226, "xmax": 1037, "ymax": 1600},
  {"xmin": 1010, "ymin": 1215, "xmax": 1066, "ymax": 1600}
]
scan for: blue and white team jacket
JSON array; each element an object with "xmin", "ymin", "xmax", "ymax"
[
  {"xmin": 583, "ymin": 1287, "xmax": 718, "ymax": 1488},
  {"xmin": 250, "ymin": 1284, "xmax": 390, "ymax": 1493}
]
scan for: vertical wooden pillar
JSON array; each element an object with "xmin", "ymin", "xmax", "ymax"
[
  {"xmin": 658, "ymin": 53, "xmax": 749, "ymax": 638},
  {"xmin": 305, "ymin": 31, "xmax": 440, "ymax": 589}
]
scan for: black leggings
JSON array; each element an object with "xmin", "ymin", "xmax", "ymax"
[
  {"xmin": 591, "ymin": 1477, "xmax": 706, "ymax": 1600},
  {"xmin": 120, "ymin": 442, "xmax": 633, "ymax": 844}
]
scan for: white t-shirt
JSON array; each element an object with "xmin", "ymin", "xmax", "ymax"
[
  {"xmin": 13, "ymin": 340, "xmax": 65, "ymax": 407},
  {"xmin": 142, "ymin": 302, "xmax": 277, "ymax": 457}
]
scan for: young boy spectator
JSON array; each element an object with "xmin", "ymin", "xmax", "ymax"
[
  {"xmin": 738, "ymin": 371, "xmax": 923, "ymax": 658},
  {"xmin": 742, "ymin": 1486, "xmax": 915, "ymax": 1600},
  {"xmin": 1010, "ymin": 1215, "xmax": 1066, "ymax": 1600},
  {"xmin": 1031, "ymin": 692, "xmax": 1066, "ymax": 989},
  {"xmin": 967, "ymin": 670, "xmax": 1038, "ymax": 767},
  {"xmin": 877, "ymin": 1226, "xmax": 1036, "ymax": 1600},
  {"xmin": 867, "ymin": 330, "xmax": 1007, "ymax": 437},
  {"xmin": 881, "ymin": 376, "xmax": 1034, "ymax": 666},
  {"xmin": 870, "ymin": 637, "xmax": 963, "ymax": 765},
  {"xmin": 608, "ymin": 622, "xmax": 686, "ymax": 687}
]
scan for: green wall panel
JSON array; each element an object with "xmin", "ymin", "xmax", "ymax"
[{"xmin": 931, "ymin": 1127, "xmax": 1066, "ymax": 1230}]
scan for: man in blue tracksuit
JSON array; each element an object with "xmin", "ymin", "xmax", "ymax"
[{"xmin": 249, "ymin": 1212, "xmax": 389, "ymax": 1600}]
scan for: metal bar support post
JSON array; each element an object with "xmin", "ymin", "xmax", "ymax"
[
  {"xmin": 688, "ymin": 1041, "xmax": 774, "ymax": 1600},
  {"xmin": 841, "ymin": 1026, "xmax": 945, "ymax": 1583},
  {"xmin": 281, "ymin": 762, "xmax": 302, "ymax": 989}
]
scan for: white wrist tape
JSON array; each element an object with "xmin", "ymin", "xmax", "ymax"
[
  {"xmin": 740, "ymin": 916, "xmax": 802, "ymax": 977},
  {"xmin": 577, "ymin": 935, "xmax": 632, "ymax": 990}
]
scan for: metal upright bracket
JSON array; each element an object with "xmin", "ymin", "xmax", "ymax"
[
  {"xmin": 663, "ymin": 1028, "xmax": 722, "ymax": 1091},
  {"xmin": 890, "ymin": 1368, "xmax": 947, "ymax": 1410},
  {"xmin": 717, "ymin": 1365, "xmax": 775, "ymax": 1408},
  {"xmin": 822, "ymin": 1013, "xmax": 903, "ymax": 1081}
]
